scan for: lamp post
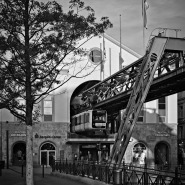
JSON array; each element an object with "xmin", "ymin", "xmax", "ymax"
[
  {"xmin": 0, "ymin": 110, "xmax": 2, "ymax": 175},
  {"xmin": 0, "ymin": 109, "xmax": 2, "ymax": 161}
]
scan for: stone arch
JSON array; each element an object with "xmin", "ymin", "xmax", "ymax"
[{"xmin": 12, "ymin": 141, "xmax": 26, "ymax": 165}]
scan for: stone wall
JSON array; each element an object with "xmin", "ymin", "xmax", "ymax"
[{"xmin": 125, "ymin": 123, "xmax": 177, "ymax": 167}]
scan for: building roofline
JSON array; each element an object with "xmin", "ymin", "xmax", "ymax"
[{"xmin": 103, "ymin": 33, "xmax": 142, "ymax": 59}]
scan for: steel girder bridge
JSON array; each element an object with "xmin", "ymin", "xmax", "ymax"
[{"xmin": 73, "ymin": 31, "xmax": 185, "ymax": 167}]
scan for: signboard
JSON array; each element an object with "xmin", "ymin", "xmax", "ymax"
[
  {"xmin": 35, "ymin": 133, "xmax": 61, "ymax": 139},
  {"xmin": 154, "ymin": 131, "xmax": 170, "ymax": 137},
  {"xmin": 10, "ymin": 131, "xmax": 26, "ymax": 137}
]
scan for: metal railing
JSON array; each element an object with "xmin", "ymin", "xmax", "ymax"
[{"xmin": 51, "ymin": 159, "xmax": 185, "ymax": 185}]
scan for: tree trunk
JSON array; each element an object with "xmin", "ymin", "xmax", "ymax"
[
  {"xmin": 24, "ymin": 1, "xmax": 34, "ymax": 184},
  {"xmin": 26, "ymin": 125, "xmax": 33, "ymax": 185}
]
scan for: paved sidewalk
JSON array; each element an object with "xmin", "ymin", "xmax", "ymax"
[
  {"xmin": 0, "ymin": 166, "xmax": 87, "ymax": 185},
  {"xmin": 0, "ymin": 167, "xmax": 25, "ymax": 185}
]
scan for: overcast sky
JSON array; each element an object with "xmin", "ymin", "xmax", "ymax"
[{"xmin": 41, "ymin": 0, "xmax": 185, "ymax": 56}]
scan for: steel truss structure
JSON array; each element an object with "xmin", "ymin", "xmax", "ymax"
[{"xmin": 74, "ymin": 35, "xmax": 185, "ymax": 167}]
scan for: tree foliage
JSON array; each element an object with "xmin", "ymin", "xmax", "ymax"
[{"xmin": 0, "ymin": 0, "xmax": 112, "ymax": 121}]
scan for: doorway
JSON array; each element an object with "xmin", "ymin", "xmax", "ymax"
[
  {"xmin": 12, "ymin": 142, "xmax": 26, "ymax": 165},
  {"xmin": 40, "ymin": 142, "xmax": 56, "ymax": 166},
  {"xmin": 155, "ymin": 142, "xmax": 169, "ymax": 169}
]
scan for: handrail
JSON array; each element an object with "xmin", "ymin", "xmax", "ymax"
[{"xmin": 52, "ymin": 159, "xmax": 185, "ymax": 185}]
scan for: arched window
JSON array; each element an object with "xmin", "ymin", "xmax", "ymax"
[
  {"xmin": 41, "ymin": 143, "xmax": 55, "ymax": 150},
  {"xmin": 40, "ymin": 142, "xmax": 56, "ymax": 166}
]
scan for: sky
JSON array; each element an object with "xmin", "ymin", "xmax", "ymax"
[{"xmin": 41, "ymin": 0, "xmax": 185, "ymax": 56}]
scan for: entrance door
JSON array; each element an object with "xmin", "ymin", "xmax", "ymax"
[
  {"xmin": 40, "ymin": 143, "xmax": 56, "ymax": 166},
  {"xmin": 49, "ymin": 151, "xmax": 55, "ymax": 166},
  {"xmin": 41, "ymin": 151, "xmax": 47, "ymax": 165}
]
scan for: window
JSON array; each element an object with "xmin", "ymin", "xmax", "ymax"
[
  {"xmin": 178, "ymin": 125, "xmax": 183, "ymax": 139},
  {"xmin": 158, "ymin": 97, "xmax": 166, "ymax": 123},
  {"xmin": 137, "ymin": 106, "xmax": 144, "ymax": 123},
  {"xmin": 85, "ymin": 113, "xmax": 89, "ymax": 123},
  {"xmin": 43, "ymin": 96, "xmax": 53, "ymax": 121},
  {"xmin": 88, "ymin": 48, "xmax": 102, "ymax": 64},
  {"xmin": 179, "ymin": 105, "xmax": 183, "ymax": 119},
  {"xmin": 77, "ymin": 115, "xmax": 80, "ymax": 125}
]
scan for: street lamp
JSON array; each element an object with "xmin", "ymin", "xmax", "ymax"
[{"xmin": 0, "ymin": 109, "xmax": 2, "ymax": 162}]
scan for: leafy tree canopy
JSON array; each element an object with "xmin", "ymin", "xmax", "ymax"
[{"xmin": 0, "ymin": 0, "xmax": 112, "ymax": 121}]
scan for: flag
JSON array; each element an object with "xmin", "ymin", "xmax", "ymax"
[
  {"xmin": 142, "ymin": 0, "xmax": 149, "ymax": 29},
  {"xmin": 119, "ymin": 14, "xmax": 124, "ymax": 70},
  {"xmin": 119, "ymin": 53, "xmax": 124, "ymax": 70},
  {"xmin": 101, "ymin": 58, "xmax": 104, "ymax": 72}
]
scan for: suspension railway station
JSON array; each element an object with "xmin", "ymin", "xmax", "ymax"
[{"xmin": 1, "ymin": 28, "xmax": 185, "ymax": 176}]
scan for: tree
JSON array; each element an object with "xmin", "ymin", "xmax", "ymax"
[{"xmin": 0, "ymin": 0, "xmax": 112, "ymax": 184}]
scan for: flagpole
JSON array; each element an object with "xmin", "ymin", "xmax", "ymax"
[
  {"xmin": 100, "ymin": 43, "xmax": 102, "ymax": 81},
  {"xmin": 102, "ymin": 33, "xmax": 105, "ymax": 80},
  {"xmin": 119, "ymin": 14, "xmax": 122, "ymax": 70},
  {"xmin": 109, "ymin": 48, "xmax": 111, "ymax": 76},
  {"xmin": 143, "ymin": 20, "xmax": 145, "ymax": 54},
  {"xmin": 142, "ymin": 0, "xmax": 145, "ymax": 54}
]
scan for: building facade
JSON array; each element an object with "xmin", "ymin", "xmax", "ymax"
[
  {"xmin": 178, "ymin": 91, "xmax": 185, "ymax": 166},
  {"xmin": 0, "ymin": 34, "xmax": 178, "ymax": 168}
]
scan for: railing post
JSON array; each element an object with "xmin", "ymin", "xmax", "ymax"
[
  {"xmin": 62, "ymin": 161, "xmax": 64, "ymax": 172},
  {"xmin": 21, "ymin": 164, "xmax": 24, "ymax": 177},
  {"xmin": 174, "ymin": 167, "xmax": 179, "ymax": 185},
  {"xmin": 73, "ymin": 160, "xmax": 76, "ymax": 175},
  {"xmin": 65, "ymin": 158, "xmax": 68, "ymax": 174},
  {"xmin": 87, "ymin": 161, "xmax": 89, "ymax": 177},
  {"xmin": 99, "ymin": 162, "xmax": 102, "ymax": 181},
  {"xmin": 144, "ymin": 163, "xmax": 148, "ymax": 185},
  {"xmin": 92, "ymin": 160, "xmax": 96, "ymax": 180},
  {"xmin": 105, "ymin": 164, "xmax": 108, "ymax": 183},
  {"xmin": 59, "ymin": 160, "xmax": 62, "ymax": 173},
  {"xmin": 52, "ymin": 160, "xmax": 55, "ymax": 172},
  {"xmin": 42, "ymin": 164, "xmax": 44, "ymax": 178},
  {"xmin": 81, "ymin": 160, "xmax": 85, "ymax": 177},
  {"xmin": 123, "ymin": 162, "xmax": 126, "ymax": 184}
]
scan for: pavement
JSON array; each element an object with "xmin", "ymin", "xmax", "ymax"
[
  {"xmin": 2, "ymin": 166, "xmax": 183, "ymax": 185},
  {"xmin": 0, "ymin": 165, "xmax": 92, "ymax": 185}
]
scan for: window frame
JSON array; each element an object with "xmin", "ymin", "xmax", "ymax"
[
  {"xmin": 158, "ymin": 97, "xmax": 167, "ymax": 123},
  {"xmin": 43, "ymin": 95, "xmax": 53, "ymax": 122}
]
